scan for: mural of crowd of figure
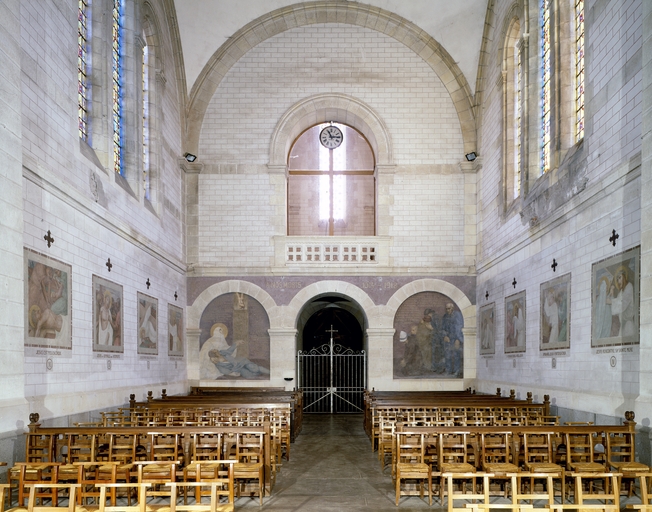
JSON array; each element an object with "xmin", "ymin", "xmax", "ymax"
[{"xmin": 396, "ymin": 302, "xmax": 464, "ymax": 378}]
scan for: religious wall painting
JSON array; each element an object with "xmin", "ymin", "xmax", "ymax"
[
  {"xmin": 168, "ymin": 304, "xmax": 184, "ymax": 357},
  {"xmin": 198, "ymin": 292, "xmax": 270, "ymax": 380},
  {"xmin": 92, "ymin": 275, "xmax": 123, "ymax": 353},
  {"xmin": 591, "ymin": 246, "xmax": 640, "ymax": 348},
  {"xmin": 137, "ymin": 292, "xmax": 158, "ymax": 355},
  {"xmin": 24, "ymin": 249, "xmax": 72, "ymax": 355},
  {"xmin": 479, "ymin": 303, "xmax": 495, "ymax": 355},
  {"xmin": 393, "ymin": 292, "xmax": 464, "ymax": 379},
  {"xmin": 540, "ymin": 273, "xmax": 571, "ymax": 351},
  {"xmin": 505, "ymin": 291, "xmax": 526, "ymax": 354}
]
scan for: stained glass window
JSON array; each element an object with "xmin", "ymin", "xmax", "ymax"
[
  {"xmin": 575, "ymin": 0, "xmax": 585, "ymax": 141},
  {"xmin": 78, "ymin": 0, "xmax": 89, "ymax": 141},
  {"xmin": 142, "ymin": 40, "xmax": 150, "ymax": 200},
  {"xmin": 540, "ymin": 0, "xmax": 551, "ymax": 174},
  {"xmin": 112, "ymin": 0, "xmax": 124, "ymax": 175},
  {"xmin": 514, "ymin": 40, "xmax": 522, "ymax": 197}
]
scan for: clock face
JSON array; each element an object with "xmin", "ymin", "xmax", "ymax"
[{"xmin": 319, "ymin": 126, "xmax": 343, "ymax": 149}]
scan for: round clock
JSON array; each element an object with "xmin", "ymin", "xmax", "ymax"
[{"xmin": 319, "ymin": 125, "xmax": 343, "ymax": 149}]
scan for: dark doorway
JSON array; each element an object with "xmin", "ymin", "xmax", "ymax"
[
  {"xmin": 302, "ymin": 302, "xmax": 363, "ymax": 352},
  {"xmin": 298, "ymin": 297, "xmax": 366, "ymax": 414}
]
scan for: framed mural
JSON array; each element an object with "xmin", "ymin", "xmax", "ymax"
[
  {"xmin": 168, "ymin": 304, "xmax": 184, "ymax": 357},
  {"xmin": 137, "ymin": 292, "xmax": 158, "ymax": 355},
  {"xmin": 479, "ymin": 303, "xmax": 495, "ymax": 355},
  {"xmin": 540, "ymin": 273, "xmax": 571, "ymax": 351},
  {"xmin": 24, "ymin": 249, "xmax": 73, "ymax": 354},
  {"xmin": 591, "ymin": 246, "xmax": 640, "ymax": 348},
  {"xmin": 505, "ymin": 291, "xmax": 526, "ymax": 354},
  {"xmin": 198, "ymin": 292, "xmax": 270, "ymax": 380},
  {"xmin": 393, "ymin": 292, "xmax": 464, "ymax": 379},
  {"xmin": 92, "ymin": 275, "xmax": 123, "ymax": 353}
]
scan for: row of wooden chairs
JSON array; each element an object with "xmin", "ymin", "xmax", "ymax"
[
  {"xmin": 435, "ymin": 471, "xmax": 629, "ymax": 512},
  {"xmin": 10, "ymin": 428, "xmax": 272, "ymax": 508},
  {"xmin": 392, "ymin": 428, "xmax": 650, "ymax": 506},
  {"xmin": 371, "ymin": 407, "xmax": 556, "ymax": 451},
  {"xmin": 0, "ymin": 479, "xmax": 235, "ymax": 512},
  {"xmin": 92, "ymin": 408, "xmax": 290, "ymax": 462}
]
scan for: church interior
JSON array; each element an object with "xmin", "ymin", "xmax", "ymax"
[{"xmin": 1, "ymin": 0, "xmax": 651, "ymax": 508}]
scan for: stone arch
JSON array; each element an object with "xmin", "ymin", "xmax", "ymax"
[
  {"xmin": 270, "ymin": 93, "xmax": 393, "ymax": 167},
  {"xmin": 187, "ymin": 280, "xmax": 278, "ymax": 330},
  {"xmin": 185, "ymin": 1, "xmax": 476, "ymax": 155},
  {"xmin": 385, "ymin": 278, "xmax": 475, "ymax": 330},
  {"xmin": 285, "ymin": 281, "xmax": 376, "ymax": 331}
]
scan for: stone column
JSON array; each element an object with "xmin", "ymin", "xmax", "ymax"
[
  {"xmin": 366, "ymin": 327, "xmax": 395, "ymax": 389},
  {"xmin": 269, "ymin": 328, "xmax": 297, "ymax": 390},
  {"xmin": 185, "ymin": 328, "xmax": 202, "ymax": 382},
  {"xmin": 181, "ymin": 161, "xmax": 203, "ymax": 268}
]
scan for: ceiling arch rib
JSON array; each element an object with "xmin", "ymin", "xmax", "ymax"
[{"xmin": 185, "ymin": 1, "xmax": 476, "ymax": 156}]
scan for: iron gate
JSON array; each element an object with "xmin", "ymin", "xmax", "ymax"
[{"xmin": 297, "ymin": 330, "xmax": 366, "ymax": 413}]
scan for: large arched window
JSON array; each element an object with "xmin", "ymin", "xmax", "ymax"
[
  {"xmin": 287, "ymin": 123, "xmax": 375, "ymax": 236},
  {"xmin": 503, "ymin": 17, "xmax": 522, "ymax": 209}
]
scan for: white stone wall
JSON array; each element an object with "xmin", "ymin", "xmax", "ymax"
[
  {"xmin": 476, "ymin": 0, "xmax": 645, "ymax": 419},
  {"xmin": 197, "ymin": 23, "xmax": 467, "ymax": 271},
  {"xmin": 198, "ymin": 174, "xmax": 276, "ymax": 267},
  {"xmin": 4, "ymin": 0, "xmax": 189, "ymax": 430}
]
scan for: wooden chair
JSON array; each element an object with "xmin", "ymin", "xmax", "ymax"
[
  {"xmin": 480, "ymin": 432, "xmax": 519, "ymax": 498},
  {"xmin": 441, "ymin": 471, "xmax": 486, "ymax": 512},
  {"xmin": 2, "ymin": 483, "xmax": 80, "ymax": 512},
  {"xmin": 232, "ymin": 433, "xmax": 264, "ymax": 505},
  {"xmin": 606, "ymin": 431, "xmax": 650, "ymax": 497},
  {"xmin": 522, "ymin": 432, "xmax": 565, "ymax": 501},
  {"xmin": 551, "ymin": 472, "xmax": 620, "ymax": 512},
  {"xmin": 133, "ymin": 460, "xmax": 178, "ymax": 501},
  {"xmin": 565, "ymin": 431, "xmax": 607, "ymax": 498},
  {"xmin": 181, "ymin": 460, "xmax": 235, "ymax": 507},
  {"xmin": 16, "ymin": 463, "xmax": 60, "ymax": 507},
  {"xmin": 377, "ymin": 416, "xmax": 396, "ymax": 471},
  {"xmin": 626, "ymin": 472, "xmax": 652, "ymax": 511},
  {"xmin": 73, "ymin": 462, "xmax": 119, "ymax": 506},
  {"xmin": 438, "ymin": 432, "xmax": 476, "ymax": 504},
  {"xmin": 165, "ymin": 481, "xmax": 234, "ymax": 512},
  {"xmin": 395, "ymin": 431, "xmax": 431, "ymax": 506},
  {"xmin": 92, "ymin": 482, "xmax": 150, "ymax": 512}
]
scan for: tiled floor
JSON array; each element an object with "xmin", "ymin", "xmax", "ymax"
[{"xmin": 237, "ymin": 413, "xmax": 431, "ymax": 511}]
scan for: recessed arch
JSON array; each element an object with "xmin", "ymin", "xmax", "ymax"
[
  {"xmin": 185, "ymin": 1, "xmax": 476, "ymax": 156},
  {"xmin": 270, "ymin": 93, "xmax": 392, "ymax": 167},
  {"xmin": 386, "ymin": 278, "xmax": 475, "ymax": 331},
  {"xmin": 187, "ymin": 280, "xmax": 278, "ymax": 330}
]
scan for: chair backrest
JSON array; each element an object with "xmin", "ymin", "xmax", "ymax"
[
  {"xmin": 439, "ymin": 432, "xmax": 471, "ymax": 467},
  {"xmin": 606, "ymin": 431, "xmax": 636, "ymax": 465},
  {"xmin": 96, "ymin": 482, "xmax": 151, "ymax": 512},
  {"xmin": 565, "ymin": 432, "xmax": 599, "ymax": 468},
  {"xmin": 481, "ymin": 432, "xmax": 513, "ymax": 467},
  {"xmin": 192, "ymin": 433, "xmax": 223, "ymax": 461},
  {"xmin": 523, "ymin": 432, "xmax": 555, "ymax": 466},
  {"xmin": 149, "ymin": 433, "xmax": 181, "ymax": 462},
  {"xmin": 25, "ymin": 484, "xmax": 80, "ymax": 512},
  {"xmin": 567, "ymin": 472, "xmax": 620, "ymax": 511},
  {"xmin": 396, "ymin": 432, "xmax": 426, "ymax": 465},
  {"xmin": 67, "ymin": 433, "xmax": 96, "ymax": 464},
  {"xmin": 109, "ymin": 433, "xmax": 137, "ymax": 465},
  {"xmin": 235, "ymin": 433, "xmax": 264, "ymax": 464}
]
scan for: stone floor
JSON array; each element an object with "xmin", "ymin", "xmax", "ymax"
[
  {"xmin": 236, "ymin": 413, "xmax": 431, "ymax": 511},
  {"xmin": 238, "ymin": 413, "xmax": 644, "ymax": 511}
]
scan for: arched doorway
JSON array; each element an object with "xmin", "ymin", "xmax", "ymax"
[{"xmin": 297, "ymin": 296, "xmax": 366, "ymax": 414}]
